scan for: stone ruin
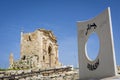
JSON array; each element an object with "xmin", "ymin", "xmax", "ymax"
[{"xmin": 9, "ymin": 29, "xmax": 61, "ymax": 69}]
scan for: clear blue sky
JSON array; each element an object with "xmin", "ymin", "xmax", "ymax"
[{"xmin": 0, "ymin": 0, "xmax": 120, "ymax": 68}]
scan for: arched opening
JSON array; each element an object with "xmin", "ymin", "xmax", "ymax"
[
  {"xmin": 48, "ymin": 46, "xmax": 52, "ymax": 54},
  {"xmin": 28, "ymin": 35, "xmax": 31, "ymax": 41},
  {"xmin": 48, "ymin": 46, "xmax": 52, "ymax": 67},
  {"xmin": 43, "ymin": 56, "xmax": 45, "ymax": 61}
]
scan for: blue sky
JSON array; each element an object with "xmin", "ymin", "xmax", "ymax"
[{"xmin": 0, "ymin": 0, "xmax": 120, "ymax": 68}]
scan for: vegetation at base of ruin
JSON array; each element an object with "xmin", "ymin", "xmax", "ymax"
[
  {"xmin": 0, "ymin": 67, "xmax": 30, "ymax": 71},
  {"xmin": 0, "ymin": 68, "xmax": 7, "ymax": 71}
]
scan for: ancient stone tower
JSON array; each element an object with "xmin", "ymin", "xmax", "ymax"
[{"xmin": 9, "ymin": 29, "xmax": 60, "ymax": 69}]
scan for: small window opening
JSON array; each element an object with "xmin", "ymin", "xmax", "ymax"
[
  {"xmin": 43, "ymin": 56, "xmax": 45, "ymax": 61},
  {"xmin": 28, "ymin": 36, "xmax": 31, "ymax": 41},
  {"xmin": 22, "ymin": 55, "xmax": 26, "ymax": 60}
]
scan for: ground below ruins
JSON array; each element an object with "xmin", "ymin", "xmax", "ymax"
[
  {"xmin": 0, "ymin": 67, "xmax": 120, "ymax": 80},
  {"xmin": 0, "ymin": 66, "xmax": 79, "ymax": 80}
]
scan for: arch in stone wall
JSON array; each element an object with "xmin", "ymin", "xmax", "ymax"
[{"xmin": 48, "ymin": 44, "xmax": 52, "ymax": 67}]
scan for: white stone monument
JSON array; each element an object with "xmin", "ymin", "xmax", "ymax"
[{"xmin": 77, "ymin": 7, "xmax": 117, "ymax": 79}]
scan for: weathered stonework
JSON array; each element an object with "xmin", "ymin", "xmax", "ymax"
[{"xmin": 9, "ymin": 29, "xmax": 61, "ymax": 69}]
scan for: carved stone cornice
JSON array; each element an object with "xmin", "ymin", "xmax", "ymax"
[{"xmin": 37, "ymin": 29, "xmax": 57, "ymax": 43}]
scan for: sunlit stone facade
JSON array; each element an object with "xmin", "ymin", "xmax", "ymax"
[{"xmin": 9, "ymin": 29, "xmax": 60, "ymax": 69}]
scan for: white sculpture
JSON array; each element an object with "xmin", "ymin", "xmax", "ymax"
[{"xmin": 77, "ymin": 7, "xmax": 117, "ymax": 79}]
